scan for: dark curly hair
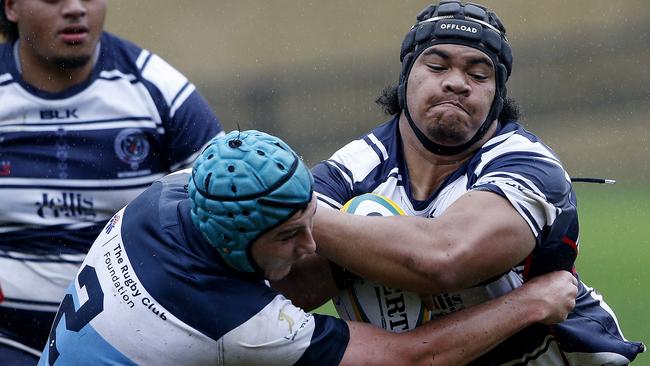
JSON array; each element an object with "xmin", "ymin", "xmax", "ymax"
[
  {"xmin": 0, "ymin": 0, "xmax": 18, "ymax": 42},
  {"xmin": 375, "ymin": 84, "xmax": 522, "ymax": 123}
]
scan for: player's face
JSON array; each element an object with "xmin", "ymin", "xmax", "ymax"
[
  {"xmin": 251, "ymin": 197, "xmax": 317, "ymax": 281},
  {"xmin": 405, "ymin": 44, "xmax": 496, "ymax": 147},
  {"xmin": 5, "ymin": 0, "xmax": 107, "ymax": 68}
]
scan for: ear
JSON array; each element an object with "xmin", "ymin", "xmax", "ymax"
[{"xmin": 4, "ymin": 0, "xmax": 19, "ymax": 23}]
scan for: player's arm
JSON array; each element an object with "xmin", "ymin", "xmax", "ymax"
[
  {"xmin": 341, "ymin": 270, "xmax": 577, "ymax": 366},
  {"xmin": 314, "ymin": 190, "xmax": 535, "ymax": 294},
  {"xmin": 271, "ymin": 253, "xmax": 340, "ymax": 311}
]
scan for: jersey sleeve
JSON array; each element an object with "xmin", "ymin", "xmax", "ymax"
[
  {"xmin": 219, "ymin": 294, "xmax": 349, "ymax": 366},
  {"xmin": 312, "ymin": 159, "xmax": 354, "ymax": 210},
  {"xmin": 469, "ymin": 134, "xmax": 574, "ymax": 242},
  {"xmin": 138, "ymin": 51, "xmax": 224, "ymax": 171}
]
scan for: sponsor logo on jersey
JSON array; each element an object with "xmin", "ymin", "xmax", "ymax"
[
  {"xmin": 104, "ymin": 214, "xmax": 121, "ymax": 234},
  {"xmin": 279, "ymin": 309, "xmax": 295, "ymax": 333},
  {"xmin": 35, "ymin": 192, "xmax": 96, "ymax": 220},
  {"xmin": 114, "ymin": 128, "xmax": 150, "ymax": 170},
  {"xmin": 40, "ymin": 108, "xmax": 79, "ymax": 120}
]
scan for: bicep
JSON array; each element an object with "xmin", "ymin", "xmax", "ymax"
[{"xmin": 435, "ymin": 190, "xmax": 535, "ymax": 286}]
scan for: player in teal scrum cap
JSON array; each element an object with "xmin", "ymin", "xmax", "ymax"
[
  {"xmin": 188, "ymin": 130, "xmax": 314, "ymax": 274},
  {"xmin": 39, "ymin": 130, "xmax": 576, "ymax": 365}
]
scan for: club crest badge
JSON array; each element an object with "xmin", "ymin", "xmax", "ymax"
[{"xmin": 114, "ymin": 129, "xmax": 150, "ymax": 170}]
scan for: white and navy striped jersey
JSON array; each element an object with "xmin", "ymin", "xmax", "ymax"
[
  {"xmin": 0, "ymin": 32, "xmax": 223, "ymax": 354},
  {"xmin": 313, "ymin": 118, "xmax": 645, "ymax": 365},
  {"xmin": 38, "ymin": 171, "xmax": 349, "ymax": 366}
]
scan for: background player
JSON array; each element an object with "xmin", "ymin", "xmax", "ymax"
[
  {"xmin": 0, "ymin": 0, "xmax": 223, "ymax": 362},
  {"xmin": 279, "ymin": 1, "xmax": 645, "ymax": 365},
  {"xmin": 39, "ymin": 130, "xmax": 577, "ymax": 366}
]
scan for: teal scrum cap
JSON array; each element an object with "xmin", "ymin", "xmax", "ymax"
[{"xmin": 188, "ymin": 130, "xmax": 314, "ymax": 273}]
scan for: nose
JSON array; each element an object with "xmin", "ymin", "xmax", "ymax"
[
  {"xmin": 62, "ymin": 0, "xmax": 87, "ymax": 18},
  {"xmin": 296, "ymin": 229, "xmax": 317, "ymax": 256},
  {"xmin": 441, "ymin": 69, "xmax": 470, "ymax": 96}
]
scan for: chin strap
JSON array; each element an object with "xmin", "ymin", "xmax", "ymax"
[{"xmin": 402, "ymin": 97, "xmax": 499, "ymax": 156}]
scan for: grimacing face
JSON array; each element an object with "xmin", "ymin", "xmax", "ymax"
[
  {"xmin": 405, "ymin": 44, "xmax": 497, "ymax": 147},
  {"xmin": 250, "ymin": 197, "xmax": 317, "ymax": 281},
  {"xmin": 5, "ymin": 0, "xmax": 107, "ymax": 68}
]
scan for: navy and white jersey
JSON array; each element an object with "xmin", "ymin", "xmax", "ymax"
[
  {"xmin": 38, "ymin": 171, "xmax": 349, "ymax": 366},
  {"xmin": 0, "ymin": 32, "xmax": 223, "ymax": 355},
  {"xmin": 313, "ymin": 117, "xmax": 645, "ymax": 365}
]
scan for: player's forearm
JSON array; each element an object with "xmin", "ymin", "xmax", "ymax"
[
  {"xmin": 408, "ymin": 286, "xmax": 552, "ymax": 364},
  {"xmin": 342, "ymin": 293, "xmax": 544, "ymax": 366},
  {"xmin": 340, "ymin": 271, "xmax": 576, "ymax": 365},
  {"xmin": 314, "ymin": 208, "xmax": 458, "ymax": 293},
  {"xmin": 314, "ymin": 191, "xmax": 534, "ymax": 294}
]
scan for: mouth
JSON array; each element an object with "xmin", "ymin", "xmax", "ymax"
[
  {"xmin": 58, "ymin": 25, "xmax": 89, "ymax": 44},
  {"xmin": 435, "ymin": 100, "xmax": 469, "ymax": 114}
]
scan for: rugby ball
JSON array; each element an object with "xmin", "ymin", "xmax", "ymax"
[{"xmin": 333, "ymin": 193, "xmax": 432, "ymax": 333}]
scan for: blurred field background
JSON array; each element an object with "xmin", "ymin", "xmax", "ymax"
[{"xmin": 105, "ymin": 1, "xmax": 649, "ymax": 362}]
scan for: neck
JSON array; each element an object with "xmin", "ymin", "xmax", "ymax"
[
  {"xmin": 16, "ymin": 41, "xmax": 96, "ymax": 93},
  {"xmin": 398, "ymin": 115, "xmax": 497, "ymax": 200}
]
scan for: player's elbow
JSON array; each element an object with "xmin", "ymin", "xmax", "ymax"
[{"xmin": 404, "ymin": 246, "xmax": 469, "ymax": 293}]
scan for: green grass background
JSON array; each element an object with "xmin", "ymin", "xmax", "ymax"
[{"xmin": 313, "ymin": 183, "xmax": 649, "ymax": 364}]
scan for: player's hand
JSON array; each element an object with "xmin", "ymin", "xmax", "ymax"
[{"xmin": 520, "ymin": 270, "xmax": 578, "ymax": 325}]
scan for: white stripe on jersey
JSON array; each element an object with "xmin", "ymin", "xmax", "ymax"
[
  {"xmin": 367, "ymin": 133, "xmax": 388, "ymax": 161},
  {"xmin": 0, "ymin": 72, "xmax": 12, "ymax": 84},
  {"xmin": 476, "ymin": 172, "xmax": 560, "ymax": 234},
  {"xmin": 140, "ymin": 54, "xmax": 189, "ymax": 109},
  {"xmin": 476, "ymin": 134, "xmax": 562, "ymax": 177},
  {"xmin": 315, "ymin": 192, "xmax": 343, "ymax": 210},
  {"xmin": 0, "ymin": 337, "xmax": 42, "ymax": 357},
  {"xmin": 169, "ymin": 84, "xmax": 195, "ymax": 119},
  {"xmin": 0, "ymin": 78, "xmax": 163, "ymax": 129},
  {"xmin": 0, "ymin": 254, "xmax": 83, "ymax": 310},
  {"xmin": 331, "ymin": 139, "xmax": 382, "ymax": 183},
  {"xmin": 135, "ymin": 49, "xmax": 150, "ymax": 70},
  {"xmin": 99, "ymin": 69, "xmax": 137, "ymax": 82},
  {"xmin": 0, "ymin": 120, "xmax": 157, "ymax": 133}
]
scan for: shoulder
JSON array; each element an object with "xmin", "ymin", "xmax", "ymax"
[
  {"xmin": 475, "ymin": 122, "xmax": 565, "ymax": 174},
  {"xmin": 471, "ymin": 122, "xmax": 571, "ymax": 202},
  {"xmin": 320, "ymin": 119, "xmax": 399, "ymax": 178}
]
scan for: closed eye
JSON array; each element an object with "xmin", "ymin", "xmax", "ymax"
[
  {"xmin": 427, "ymin": 64, "xmax": 446, "ymax": 72},
  {"xmin": 469, "ymin": 73, "xmax": 488, "ymax": 81}
]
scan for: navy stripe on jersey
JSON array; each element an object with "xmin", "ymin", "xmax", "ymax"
[
  {"xmin": 295, "ymin": 314, "xmax": 349, "ymax": 366},
  {"xmin": 362, "ymin": 135, "xmax": 386, "ymax": 164},
  {"xmin": 169, "ymin": 81, "xmax": 191, "ymax": 110},
  {"xmin": 138, "ymin": 52, "xmax": 153, "ymax": 72}
]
